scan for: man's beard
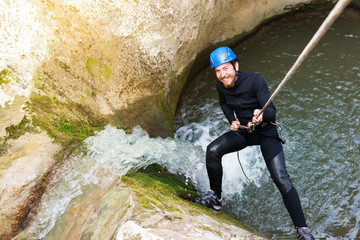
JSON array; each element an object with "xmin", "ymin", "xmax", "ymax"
[
  {"xmin": 223, "ymin": 80, "xmax": 235, "ymax": 88},
  {"xmin": 221, "ymin": 75, "xmax": 236, "ymax": 88}
]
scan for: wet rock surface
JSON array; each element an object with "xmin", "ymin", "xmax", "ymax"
[
  {"xmin": 0, "ymin": 133, "xmax": 61, "ymax": 239},
  {"xmin": 0, "ymin": 0, "xmax": 342, "ymax": 239}
]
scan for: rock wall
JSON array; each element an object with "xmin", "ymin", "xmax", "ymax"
[
  {"xmin": 0, "ymin": 133, "xmax": 61, "ymax": 239},
  {"xmin": 1, "ymin": 0, "xmax": 341, "ymax": 138},
  {"xmin": 1, "ymin": 0, "xmax": 355, "ymax": 239},
  {"xmin": 13, "ymin": 165, "xmax": 267, "ymax": 240}
]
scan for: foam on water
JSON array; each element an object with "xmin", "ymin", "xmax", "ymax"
[
  {"xmin": 19, "ymin": 125, "xmax": 204, "ymax": 238},
  {"xmin": 10, "ymin": 8, "xmax": 360, "ymax": 240},
  {"xmin": 173, "ymin": 11, "xmax": 360, "ymax": 239},
  {"xmin": 20, "ymin": 122, "xmax": 265, "ymax": 238}
]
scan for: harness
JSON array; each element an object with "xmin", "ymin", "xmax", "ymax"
[{"xmin": 236, "ymin": 0, "xmax": 351, "ymax": 182}]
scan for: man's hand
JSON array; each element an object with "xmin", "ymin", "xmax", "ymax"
[
  {"xmin": 231, "ymin": 120, "xmax": 240, "ymax": 131},
  {"xmin": 252, "ymin": 109, "xmax": 263, "ymax": 124}
]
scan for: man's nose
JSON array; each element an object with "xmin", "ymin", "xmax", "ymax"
[{"xmin": 220, "ymin": 70, "xmax": 226, "ymax": 78}]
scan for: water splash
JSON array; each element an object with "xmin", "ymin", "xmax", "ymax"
[
  {"xmin": 19, "ymin": 123, "xmax": 263, "ymax": 238},
  {"xmin": 174, "ymin": 11, "xmax": 360, "ymax": 239},
  {"xmin": 19, "ymin": 125, "xmax": 207, "ymax": 238}
]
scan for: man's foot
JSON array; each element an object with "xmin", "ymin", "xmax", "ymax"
[
  {"xmin": 296, "ymin": 227, "xmax": 315, "ymax": 240},
  {"xmin": 194, "ymin": 190, "xmax": 222, "ymax": 211}
]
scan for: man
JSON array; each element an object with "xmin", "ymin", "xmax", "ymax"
[{"xmin": 194, "ymin": 46, "xmax": 315, "ymax": 240}]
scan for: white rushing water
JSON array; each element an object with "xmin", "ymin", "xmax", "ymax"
[
  {"xmin": 20, "ymin": 124, "xmax": 264, "ymax": 238},
  {"xmin": 13, "ymin": 9, "xmax": 360, "ymax": 240},
  {"xmin": 174, "ymin": 10, "xmax": 360, "ymax": 239}
]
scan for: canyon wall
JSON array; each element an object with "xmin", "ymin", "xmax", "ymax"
[
  {"xmin": 2, "ymin": 0, "xmax": 356, "ymax": 239},
  {"xmin": 1, "ymin": 0, "xmax": 343, "ymax": 138}
]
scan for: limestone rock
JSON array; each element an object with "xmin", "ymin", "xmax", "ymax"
[
  {"xmin": 0, "ymin": 133, "xmax": 61, "ymax": 239},
  {"xmin": 0, "ymin": 0, "xmax": 337, "ymax": 137},
  {"xmin": 15, "ymin": 179, "xmax": 267, "ymax": 240},
  {"xmin": 0, "ymin": 0, "xmax": 344, "ymax": 239}
]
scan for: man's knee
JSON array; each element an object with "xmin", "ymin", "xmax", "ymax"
[
  {"xmin": 206, "ymin": 143, "xmax": 218, "ymax": 155},
  {"xmin": 268, "ymin": 151, "xmax": 293, "ymax": 194},
  {"xmin": 206, "ymin": 144, "xmax": 221, "ymax": 165},
  {"xmin": 273, "ymin": 172, "xmax": 293, "ymax": 194}
]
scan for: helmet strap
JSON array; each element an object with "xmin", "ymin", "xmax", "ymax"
[{"xmin": 231, "ymin": 60, "xmax": 239, "ymax": 76}]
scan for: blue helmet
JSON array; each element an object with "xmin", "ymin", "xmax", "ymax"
[{"xmin": 210, "ymin": 47, "xmax": 237, "ymax": 68}]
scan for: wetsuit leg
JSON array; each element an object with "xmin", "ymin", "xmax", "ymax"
[
  {"xmin": 260, "ymin": 136, "xmax": 307, "ymax": 227},
  {"xmin": 206, "ymin": 131, "xmax": 247, "ymax": 198}
]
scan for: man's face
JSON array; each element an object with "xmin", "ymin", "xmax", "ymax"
[{"xmin": 214, "ymin": 62, "xmax": 238, "ymax": 88}]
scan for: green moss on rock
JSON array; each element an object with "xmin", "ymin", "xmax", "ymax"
[
  {"xmin": 122, "ymin": 164, "xmax": 262, "ymax": 234},
  {"xmin": 4, "ymin": 116, "xmax": 37, "ymax": 140},
  {"xmin": 122, "ymin": 164, "xmax": 198, "ymax": 212},
  {"xmin": 0, "ymin": 116, "xmax": 38, "ymax": 157},
  {"xmin": 26, "ymin": 94, "xmax": 106, "ymax": 145},
  {"xmin": 0, "ymin": 68, "xmax": 15, "ymax": 85},
  {"xmin": 85, "ymin": 57, "xmax": 112, "ymax": 81},
  {"xmin": 85, "ymin": 57, "xmax": 100, "ymax": 76}
]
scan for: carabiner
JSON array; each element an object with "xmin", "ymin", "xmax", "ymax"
[{"xmin": 247, "ymin": 121, "xmax": 256, "ymax": 134}]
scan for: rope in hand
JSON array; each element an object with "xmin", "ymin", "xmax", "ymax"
[
  {"xmin": 237, "ymin": 0, "xmax": 351, "ymax": 181},
  {"xmin": 257, "ymin": 0, "xmax": 352, "ymax": 118}
]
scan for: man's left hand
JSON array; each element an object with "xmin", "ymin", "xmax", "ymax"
[{"xmin": 252, "ymin": 109, "xmax": 263, "ymax": 124}]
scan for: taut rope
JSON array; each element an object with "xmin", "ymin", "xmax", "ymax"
[
  {"xmin": 238, "ymin": 0, "xmax": 351, "ymax": 181},
  {"xmin": 257, "ymin": 0, "xmax": 352, "ymax": 117}
]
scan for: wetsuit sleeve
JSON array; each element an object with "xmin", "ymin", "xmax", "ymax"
[
  {"xmin": 254, "ymin": 75, "xmax": 276, "ymax": 122},
  {"xmin": 217, "ymin": 87, "xmax": 237, "ymax": 124}
]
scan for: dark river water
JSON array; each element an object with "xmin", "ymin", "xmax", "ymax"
[{"xmin": 174, "ymin": 9, "xmax": 360, "ymax": 239}]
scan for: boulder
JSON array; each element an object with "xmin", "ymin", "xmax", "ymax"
[
  {"xmin": 1, "ymin": 0, "xmax": 338, "ymax": 137},
  {"xmin": 0, "ymin": 133, "xmax": 61, "ymax": 239}
]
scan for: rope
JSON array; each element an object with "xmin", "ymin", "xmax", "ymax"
[
  {"xmin": 238, "ymin": 0, "xmax": 351, "ymax": 181},
  {"xmin": 237, "ymin": 151, "xmax": 253, "ymax": 182},
  {"xmin": 257, "ymin": 0, "xmax": 352, "ymax": 118}
]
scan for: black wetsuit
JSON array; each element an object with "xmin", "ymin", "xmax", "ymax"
[{"xmin": 206, "ymin": 71, "xmax": 307, "ymax": 227}]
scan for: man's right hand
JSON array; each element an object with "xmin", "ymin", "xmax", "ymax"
[{"xmin": 231, "ymin": 120, "xmax": 240, "ymax": 131}]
